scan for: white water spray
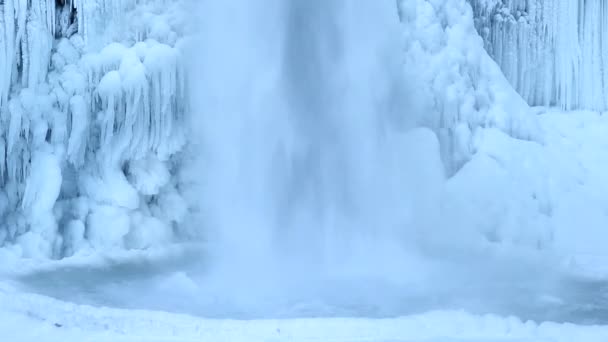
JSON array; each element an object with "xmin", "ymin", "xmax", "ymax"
[{"xmin": 191, "ymin": 0, "xmax": 444, "ymax": 302}]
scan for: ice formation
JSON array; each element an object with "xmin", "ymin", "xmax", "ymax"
[
  {"xmin": 0, "ymin": 0, "xmax": 191, "ymax": 258},
  {"xmin": 470, "ymin": 0, "xmax": 608, "ymax": 111},
  {"xmin": 0, "ymin": 0, "xmax": 545, "ymax": 258},
  {"xmin": 397, "ymin": 0, "xmax": 539, "ymax": 171}
]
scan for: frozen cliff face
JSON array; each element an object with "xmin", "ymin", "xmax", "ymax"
[
  {"xmin": 0, "ymin": 0, "xmax": 192, "ymax": 258},
  {"xmin": 0, "ymin": 0, "xmax": 540, "ymax": 259},
  {"xmin": 397, "ymin": 0, "xmax": 539, "ymax": 172},
  {"xmin": 470, "ymin": 0, "xmax": 608, "ymax": 111}
]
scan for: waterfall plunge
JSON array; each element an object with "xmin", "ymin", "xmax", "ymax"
[{"xmin": 190, "ymin": 0, "xmax": 444, "ymax": 304}]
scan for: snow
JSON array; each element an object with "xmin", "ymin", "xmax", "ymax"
[
  {"xmin": 391, "ymin": 0, "xmax": 608, "ymax": 265},
  {"xmin": 438, "ymin": 108, "xmax": 608, "ymax": 263},
  {"xmin": 5, "ymin": 280, "xmax": 608, "ymax": 342},
  {"xmin": 86, "ymin": 204, "xmax": 131, "ymax": 249},
  {"xmin": 3, "ymin": 0, "xmax": 608, "ymax": 340},
  {"xmin": 5, "ymin": 101, "xmax": 608, "ymax": 338},
  {"xmin": 399, "ymin": 0, "xmax": 539, "ymax": 172}
]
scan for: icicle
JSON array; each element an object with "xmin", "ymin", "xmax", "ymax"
[
  {"xmin": 67, "ymin": 95, "xmax": 88, "ymax": 167},
  {"xmin": 118, "ymin": 48, "xmax": 148, "ymax": 159},
  {"xmin": 0, "ymin": 0, "xmax": 16, "ymax": 111},
  {"xmin": 0, "ymin": 0, "xmax": 190, "ymax": 257},
  {"xmin": 470, "ymin": 0, "xmax": 608, "ymax": 111},
  {"xmin": 143, "ymin": 43, "xmax": 180, "ymax": 159},
  {"xmin": 97, "ymin": 70, "xmax": 121, "ymax": 150},
  {"xmin": 7, "ymin": 99, "xmax": 23, "ymax": 153},
  {"xmin": 74, "ymin": 0, "xmax": 139, "ymax": 49},
  {"xmin": 0, "ymin": 137, "xmax": 6, "ymax": 185}
]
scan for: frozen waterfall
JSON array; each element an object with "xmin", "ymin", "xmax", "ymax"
[
  {"xmin": 0, "ymin": 0, "xmax": 191, "ymax": 258},
  {"xmin": 0, "ymin": 0, "xmax": 548, "ymax": 259},
  {"xmin": 471, "ymin": 0, "xmax": 608, "ymax": 111}
]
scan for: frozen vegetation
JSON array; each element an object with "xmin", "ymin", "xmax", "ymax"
[{"xmin": 2, "ymin": 0, "xmax": 608, "ymax": 341}]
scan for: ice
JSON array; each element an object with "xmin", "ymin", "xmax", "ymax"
[
  {"xmin": 0, "ymin": 0, "xmax": 191, "ymax": 257},
  {"xmin": 398, "ymin": 0, "xmax": 539, "ymax": 172},
  {"xmin": 3, "ymin": 0, "xmax": 608, "ymax": 340},
  {"xmin": 85, "ymin": 205, "xmax": 130, "ymax": 250},
  {"xmin": 81, "ymin": 169, "xmax": 139, "ymax": 210},
  {"xmin": 126, "ymin": 155, "xmax": 170, "ymax": 196},
  {"xmin": 5, "ymin": 278, "xmax": 608, "ymax": 341},
  {"xmin": 66, "ymin": 95, "xmax": 88, "ymax": 167},
  {"xmin": 125, "ymin": 212, "xmax": 172, "ymax": 249},
  {"xmin": 61, "ymin": 220, "xmax": 87, "ymax": 257},
  {"xmin": 470, "ymin": 0, "xmax": 608, "ymax": 111}
]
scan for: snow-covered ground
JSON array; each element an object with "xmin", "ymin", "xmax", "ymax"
[{"xmin": 4, "ymin": 280, "xmax": 608, "ymax": 342}]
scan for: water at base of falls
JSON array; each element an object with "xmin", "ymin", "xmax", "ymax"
[
  {"xmin": 13, "ymin": 250, "xmax": 608, "ymax": 325},
  {"xmin": 189, "ymin": 0, "xmax": 443, "ymax": 306}
]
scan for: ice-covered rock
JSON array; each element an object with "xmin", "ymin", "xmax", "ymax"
[
  {"xmin": 470, "ymin": 0, "xmax": 608, "ymax": 111},
  {"xmin": 398, "ymin": 0, "xmax": 539, "ymax": 172},
  {"xmin": 0, "ymin": 0, "xmax": 192, "ymax": 258}
]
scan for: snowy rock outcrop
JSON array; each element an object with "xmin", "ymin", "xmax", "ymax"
[
  {"xmin": 0, "ymin": 0, "xmax": 191, "ymax": 258},
  {"xmin": 470, "ymin": 0, "xmax": 608, "ymax": 111}
]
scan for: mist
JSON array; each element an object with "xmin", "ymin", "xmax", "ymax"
[
  {"xmin": 179, "ymin": 0, "xmax": 454, "ymax": 315},
  {"xmin": 184, "ymin": 0, "xmax": 560, "ymax": 319}
]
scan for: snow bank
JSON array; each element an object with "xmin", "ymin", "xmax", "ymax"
[
  {"xmin": 390, "ymin": 0, "xmax": 608, "ymax": 263},
  {"xmin": 437, "ymin": 107, "xmax": 608, "ymax": 271},
  {"xmin": 3, "ymin": 282, "xmax": 608, "ymax": 342}
]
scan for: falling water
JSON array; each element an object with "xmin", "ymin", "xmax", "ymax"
[{"xmin": 192, "ymin": 0, "xmax": 443, "ymax": 293}]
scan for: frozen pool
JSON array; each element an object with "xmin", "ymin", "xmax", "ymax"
[{"xmin": 12, "ymin": 250, "xmax": 608, "ymax": 325}]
